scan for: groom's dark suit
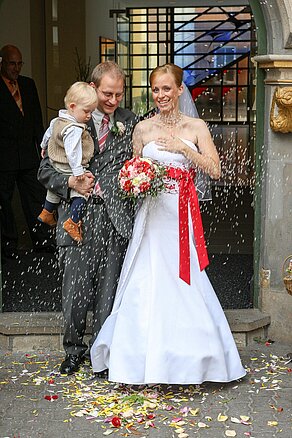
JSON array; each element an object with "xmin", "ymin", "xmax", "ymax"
[{"xmin": 38, "ymin": 107, "xmax": 138, "ymax": 356}]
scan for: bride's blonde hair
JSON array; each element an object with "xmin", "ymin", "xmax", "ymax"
[{"xmin": 149, "ymin": 63, "xmax": 183, "ymax": 88}]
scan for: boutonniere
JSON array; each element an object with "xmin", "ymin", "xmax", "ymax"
[{"xmin": 111, "ymin": 121, "xmax": 126, "ymax": 136}]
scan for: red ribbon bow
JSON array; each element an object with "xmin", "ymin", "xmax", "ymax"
[{"xmin": 166, "ymin": 166, "xmax": 209, "ymax": 284}]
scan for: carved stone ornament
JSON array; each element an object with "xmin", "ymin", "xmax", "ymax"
[
  {"xmin": 270, "ymin": 87, "xmax": 292, "ymax": 133},
  {"xmin": 260, "ymin": 267, "xmax": 271, "ymax": 289}
]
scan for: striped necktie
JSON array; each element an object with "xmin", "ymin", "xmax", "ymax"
[
  {"xmin": 9, "ymin": 80, "xmax": 23, "ymax": 114},
  {"xmin": 98, "ymin": 114, "xmax": 110, "ymax": 152}
]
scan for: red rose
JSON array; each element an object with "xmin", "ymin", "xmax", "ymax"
[
  {"xmin": 44, "ymin": 394, "xmax": 58, "ymax": 401},
  {"xmin": 111, "ymin": 416, "xmax": 121, "ymax": 427},
  {"xmin": 265, "ymin": 341, "xmax": 271, "ymax": 346},
  {"xmin": 123, "ymin": 180, "xmax": 133, "ymax": 192},
  {"xmin": 139, "ymin": 182, "xmax": 151, "ymax": 193}
]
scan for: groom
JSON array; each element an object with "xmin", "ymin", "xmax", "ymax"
[{"xmin": 38, "ymin": 62, "xmax": 138, "ymax": 374}]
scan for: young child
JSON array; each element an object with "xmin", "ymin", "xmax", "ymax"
[{"xmin": 38, "ymin": 81, "xmax": 97, "ymax": 243}]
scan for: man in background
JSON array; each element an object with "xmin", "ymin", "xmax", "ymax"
[{"xmin": 0, "ymin": 44, "xmax": 53, "ymax": 260}]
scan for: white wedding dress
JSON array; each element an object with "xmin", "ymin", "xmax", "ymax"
[{"xmin": 91, "ymin": 141, "xmax": 246, "ymax": 385}]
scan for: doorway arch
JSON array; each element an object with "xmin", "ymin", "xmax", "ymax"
[{"xmin": 108, "ymin": 3, "xmax": 258, "ymax": 310}]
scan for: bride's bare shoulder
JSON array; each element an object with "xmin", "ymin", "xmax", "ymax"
[{"xmin": 133, "ymin": 116, "xmax": 160, "ymax": 137}]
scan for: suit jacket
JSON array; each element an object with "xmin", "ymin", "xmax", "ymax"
[
  {"xmin": 0, "ymin": 75, "xmax": 44, "ymax": 171},
  {"xmin": 38, "ymin": 107, "xmax": 139, "ymax": 244}
]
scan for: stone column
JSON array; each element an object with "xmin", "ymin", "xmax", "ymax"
[{"xmin": 254, "ymin": 55, "xmax": 292, "ymax": 343}]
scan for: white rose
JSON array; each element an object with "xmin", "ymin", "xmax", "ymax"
[{"xmin": 116, "ymin": 121, "xmax": 126, "ymax": 136}]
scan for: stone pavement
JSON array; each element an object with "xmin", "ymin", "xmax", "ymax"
[{"xmin": 0, "ymin": 342, "xmax": 291, "ymax": 438}]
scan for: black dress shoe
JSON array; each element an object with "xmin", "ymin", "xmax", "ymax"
[
  {"xmin": 59, "ymin": 354, "xmax": 84, "ymax": 375},
  {"xmin": 94, "ymin": 369, "xmax": 109, "ymax": 379}
]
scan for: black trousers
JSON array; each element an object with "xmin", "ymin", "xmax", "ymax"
[{"xmin": 0, "ymin": 167, "xmax": 52, "ymax": 254}]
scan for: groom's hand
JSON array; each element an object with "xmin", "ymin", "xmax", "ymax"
[{"xmin": 68, "ymin": 172, "xmax": 95, "ymax": 197}]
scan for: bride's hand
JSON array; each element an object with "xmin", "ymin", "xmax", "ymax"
[{"xmin": 156, "ymin": 135, "xmax": 187, "ymax": 154}]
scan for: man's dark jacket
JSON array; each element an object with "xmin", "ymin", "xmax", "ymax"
[{"xmin": 0, "ymin": 75, "xmax": 44, "ymax": 171}]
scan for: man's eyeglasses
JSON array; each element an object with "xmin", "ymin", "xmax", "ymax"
[
  {"xmin": 97, "ymin": 88, "xmax": 124, "ymax": 101},
  {"xmin": 4, "ymin": 61, "xmax": 24, "ymax": 68}
]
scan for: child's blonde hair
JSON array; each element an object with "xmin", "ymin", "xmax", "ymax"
[{"xmin": 64, "ymin": 81, "xmax": 97, "ymax": 108}]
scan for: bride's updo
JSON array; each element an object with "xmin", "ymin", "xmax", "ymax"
[{"xmin": 150, "ymin": 63, "xmax": 183, "ymax": 88}]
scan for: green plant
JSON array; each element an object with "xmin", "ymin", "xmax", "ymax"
[{"xmin": 74, "ymin": 47, "xmax": 92, "ymax": 82}]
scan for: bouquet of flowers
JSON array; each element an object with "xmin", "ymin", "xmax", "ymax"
[{"xmin": 118, "ymin": 157, "xmax": 166, "ymax": 200}]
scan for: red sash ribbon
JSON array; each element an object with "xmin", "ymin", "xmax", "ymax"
[{"xmin": 166, "ymin": 166, "xmax": 209, "ymax": 284}]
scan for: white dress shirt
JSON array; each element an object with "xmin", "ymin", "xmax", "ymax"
[{"xmin": 41, "ymin": 109, "xmax": 87, "ymax": 176}]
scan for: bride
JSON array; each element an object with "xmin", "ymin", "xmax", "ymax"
[{"xmin": 90, "ymin": 63, "xmax": 246, "ymax": 385}]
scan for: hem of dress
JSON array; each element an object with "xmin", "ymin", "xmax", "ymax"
[
  {"xmin": 93, "ymin": 367, "xmax": 107, "ymax": 373},
  {"xmin": 107, "ymin": 370, "xmax": 247, "ymax": 386}
]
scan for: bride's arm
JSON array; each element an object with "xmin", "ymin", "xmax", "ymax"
[
  {"xmin": 183, "ymin": 119, "xmax": 221, "ymax": 180},
  {"xmin": 132, "ymin": 122, "xmax": 144, "ymax": 157},
  {"xmin": 157, "ymin": 119, "xmax": 221, "ymax": 180}
]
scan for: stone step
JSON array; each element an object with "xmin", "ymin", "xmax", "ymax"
[
  {"xmin": 224, "ymin": 308, "xmax": 271, "ymax": 347},
  {"xmin": 0, "ymin": 309, "xmax": 271, "ymax": 352}
]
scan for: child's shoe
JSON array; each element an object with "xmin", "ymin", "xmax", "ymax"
[
  {"xmin": 63, "ymin": 218, "xmax": 82, "ymax": 243},
  {"xmin": 38, "ymin": 208, "xmax": 57, "ymax": 227}
]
